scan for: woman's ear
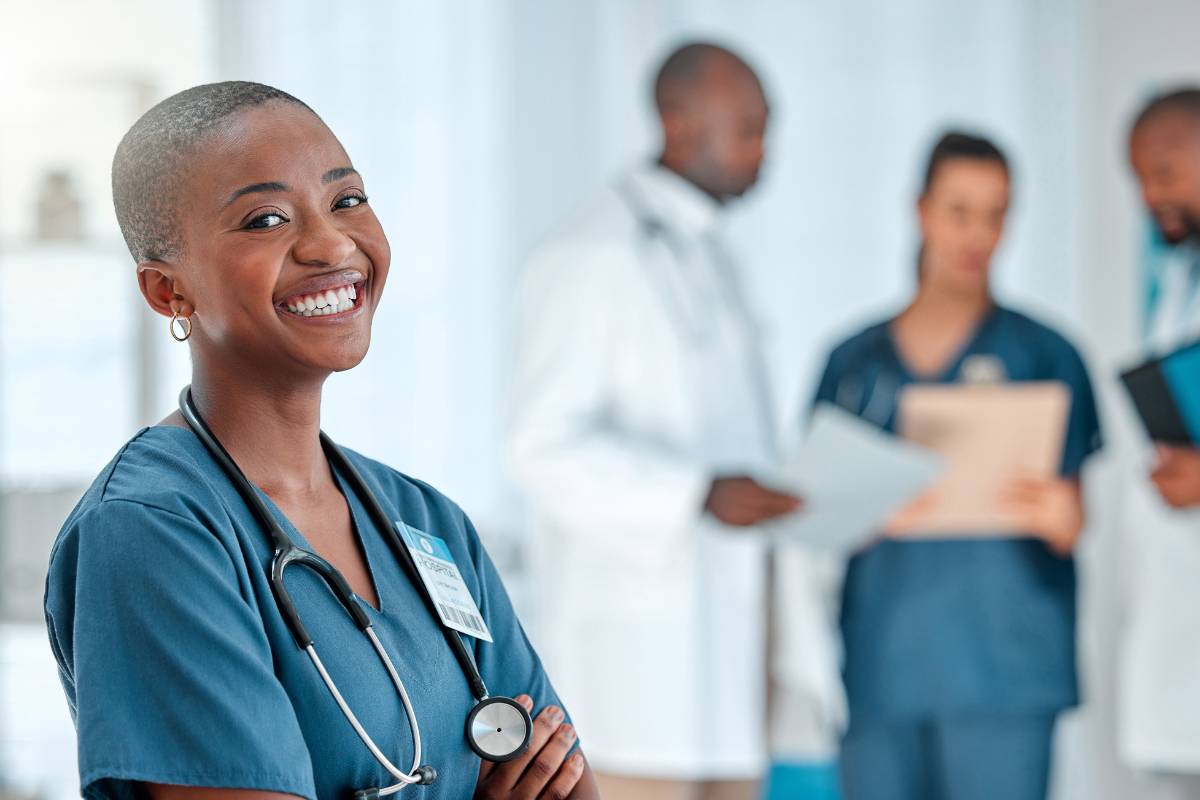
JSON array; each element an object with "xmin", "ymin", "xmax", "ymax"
[
  {"xmin": 137, "ymin": 262, "xmax": 193, "ymax": 319},
  {"xmin": 915, "ymin": 194, "xmax": 933, "ymax": 236}
]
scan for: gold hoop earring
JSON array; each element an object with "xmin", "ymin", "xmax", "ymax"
[{"xmin": 169, "ymin": 312, "xmax": 192, "ymax": 342}]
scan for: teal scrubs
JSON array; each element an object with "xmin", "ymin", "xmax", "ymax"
[
  {"xmin": 44, "ymin": 426, "xmax": 570, "ymax": 800},
  {"xmin": 811, "ymin": 306, "xmax": 1102, "ymax": 800}
]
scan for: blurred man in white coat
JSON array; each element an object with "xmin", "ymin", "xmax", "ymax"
[
  {"xmin": 1122, "ymin": 87, "xmax": 1200, "ymax": 799},
  {"xmin": 506, "ymin": 42, "xmax": 801, "ymax": 800}
]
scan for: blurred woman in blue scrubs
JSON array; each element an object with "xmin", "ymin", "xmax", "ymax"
[
  {"xmin": 813, "ymin": 132, "xmax": 1102, "ymax": 800},
  {"xmin": 43, "ymin": 82, "xmax": 597, "ymax": 800}
]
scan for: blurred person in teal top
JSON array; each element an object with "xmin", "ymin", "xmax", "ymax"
[
  {"xmin": 812, "ymin": 132, "xmax": 1102, "ymax": 800},
  {"xmin": 43, "ymin": 81, "xmax": 598, "ymax": 800}
]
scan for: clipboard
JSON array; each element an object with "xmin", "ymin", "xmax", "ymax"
[{"xmin": 892, "ymin": 381, "xmax": 1070, "ymax": 536}]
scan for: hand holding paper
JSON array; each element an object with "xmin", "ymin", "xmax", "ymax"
[
  {"xmin": 763, "ymin": 404, "xmax": 944, "ymax": 553},
  {"xmin": 996, "ymin": 477, "xmax": 1083, "ymax": 555},
  {"xmin": 891, "ymin": 381, "xmax": 1070, "ymax": 537}
]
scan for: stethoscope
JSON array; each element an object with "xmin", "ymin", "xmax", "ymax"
[{"xmin": 178, "ymin": 387, "xmax": 531, "ymax": 799}]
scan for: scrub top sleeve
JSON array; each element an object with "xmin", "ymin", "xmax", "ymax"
[
  {"xmin": 47, "ymin": 499, "xmax": 315, "ymax": 800},
  {"xmin": 459, "ymin": 513, "xmax": 571, "ymax": 726},
  {"xmin": 1055, "ymin": 344, "xmax": 1103, "ymax": 477}
]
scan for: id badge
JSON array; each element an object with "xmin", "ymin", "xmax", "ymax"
[{"xmin": 397, "ymin": 522, "xmax": 493, "ymax": 642}]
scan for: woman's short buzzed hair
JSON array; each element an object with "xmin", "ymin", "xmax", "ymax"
[{"xmin": 112, "ymin": 81, "xmax": 313, "ymax": 264}]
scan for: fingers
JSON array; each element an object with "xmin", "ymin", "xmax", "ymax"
[
  {"xmin": 883, "ymin": 492, "xmax": 936, "ymax": 536},
  {"xmin": 731, "ymin": 482, "xmax": 801, "ymax": 524},
  {"xmin": 540, "ymin": 751, "xmax": 587, "ymax": 800},
  {"xmin": 478, "ymin": 695, "xmax": 533, "ymax": 784},
  {"xmin": 484, "ymin": 701, "xmax": 566, "ymax": 794},
  {"xmin": 1152, "ymin": 472, "xmax": 1194, "ymax": 508},
  {"xmin": 707, "ymin": 476, "xmax": 802, "ymax": 526},
  {"xmin": 754, "ymin": 485, "xmax": 803, "ymax": 518},
  {"xmin": 513, "ymin": 721, "xmax": 578, "ymax": 798},
  {"xmin": 996, "ymin": 485, "xmax": 1041, "ymax": 508}
]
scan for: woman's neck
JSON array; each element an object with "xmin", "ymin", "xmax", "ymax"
[
  {"xmin": 185, "ymin": 360, "xmax": 331, "ymax": 497},
  {"xmin": 891, "ymin": 277, "xmax": 993, "ymax": 377},
  {"xmin": 901, "ymin": 277, "xmax": 992, "ymax": 328}
]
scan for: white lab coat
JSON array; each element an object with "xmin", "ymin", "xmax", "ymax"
[
  {"xmin": 770, "ymin": 543, "xmax": 847, "ymax": 763},
  {"xmin": 1119, "ymin": 250, "xmax": 1200, "ymax": 772},
  {"xmin": 505, "ymin": 165, "xmax": 775, "ymax": 778}
]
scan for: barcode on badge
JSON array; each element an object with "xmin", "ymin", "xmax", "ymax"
[{"xmin": 438, "ymin": 602, "xmax": 487, "ymax": 636}]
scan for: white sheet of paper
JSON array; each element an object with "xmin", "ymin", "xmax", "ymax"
[{"xmin": 761, "ymin": 403, "xmax": 945, "ymax": 552}]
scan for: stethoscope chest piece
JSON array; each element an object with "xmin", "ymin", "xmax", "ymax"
[{"xmin": 466, "ymin": 696, "xmax": 532, "ymax": 761}]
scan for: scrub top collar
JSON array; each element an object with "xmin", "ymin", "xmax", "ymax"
[
  {"xmin": 628, "ymin": 162, "xmax": 723, "ymax": 237},
  {"xmin": 884, "ymin": 302, "xmax": 1001, "ymax": 383}
]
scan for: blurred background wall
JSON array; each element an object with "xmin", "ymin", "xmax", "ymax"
[{"xmin": 1, "ymin": 1, "xmax": 1197, "ymax": 798}]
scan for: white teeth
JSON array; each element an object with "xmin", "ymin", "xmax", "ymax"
[{"xmin": 283, "ymin": 284, "xmax": 360, "ymax": 317}]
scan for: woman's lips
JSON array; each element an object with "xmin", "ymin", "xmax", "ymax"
[{"xmin": 279, "ymin": 279, "xmax": 366, "ymax": 319}]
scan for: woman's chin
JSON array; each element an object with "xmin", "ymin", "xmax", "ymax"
[{"xmin": 295, "ymin": 339, "xmax": 372, "ymax": 375}]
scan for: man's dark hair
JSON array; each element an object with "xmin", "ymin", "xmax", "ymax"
[
  {"xmin": 112, "ymin": 80, "xmax": 313, "ymax": 263},
  {"xmin": 1131, "ymin": 87, "xmax": 1200, "ymax": 136},
  {"xmin": 920, "ymin": 131, "xmax": 1010, "ymax": 195},
  {"xmin": 653, "ymin": 41, "xmax": 754, "ymax": 113}
]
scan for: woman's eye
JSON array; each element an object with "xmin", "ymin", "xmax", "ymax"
[
  {"xmin": 244, "ymin": 212, "xmax": 287, "ymax": 230},
  {"xmin": 334, "ymin": 194, "xmax": 367, "ymax": 210}
]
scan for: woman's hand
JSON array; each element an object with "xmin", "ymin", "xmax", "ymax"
[
  {"xmin": 882, "ymin": 489, "xmax": 938, "ymax": 539},
  {"xmin": 474, "ymin": 695, "xmax": 589, "ymax": 800},
  {"xmin": 998, "ymin": 477, "xmax": 1083, "ymax": 556}
]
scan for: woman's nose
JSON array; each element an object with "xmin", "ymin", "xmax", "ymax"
[{"xmin": 292, "ymin": 212, "xmax": 357, "ymax": 267}]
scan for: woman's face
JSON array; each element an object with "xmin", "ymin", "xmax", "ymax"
[
  {"xmin": 917, "ymin": 158, "xmax": 1009, "ymax": 296},
  {"xmin": 169, "ymin": 101, "xmax": 390, "ymax": 378}
]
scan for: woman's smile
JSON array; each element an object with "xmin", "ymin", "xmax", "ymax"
[{"xmin": 276, "ymin": 270, "xmax": 369, "ymax": 321}]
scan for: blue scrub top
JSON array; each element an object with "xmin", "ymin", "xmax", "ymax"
[
  {"xmin": 812, "ymin": 306, "xmax": 1102, "ymax": 723},
  {"xmin": 44, "ymin": 426, "xmax": 569, "ymax": 800}
]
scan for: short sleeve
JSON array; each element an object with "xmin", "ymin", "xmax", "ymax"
[
  {"xmin": 44, "ymin": 499, "xmax": 315, "ymax": 800},
  {"xmin": 1054, "ymin": 343, "xmax": 1103, "ymax": 477}
]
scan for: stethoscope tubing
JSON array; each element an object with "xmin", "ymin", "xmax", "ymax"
[{"xmin": 177, "ymin": 386, "xmax": 532, "ymax": 789}]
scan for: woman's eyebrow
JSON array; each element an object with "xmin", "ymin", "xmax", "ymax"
[
  {"xmin": 223, "ymin": 181, "xmax": 289, "ymax": 208},
  {"xmin": 322, "ymin": 166, "xmax": 358, "ymax": 184}
]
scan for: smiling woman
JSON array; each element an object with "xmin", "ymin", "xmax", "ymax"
[{"xmin": 42, "ymin": 81, "xmax": 597, "ymax": 800}]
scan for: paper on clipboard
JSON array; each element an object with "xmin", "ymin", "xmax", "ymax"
[
  {"xmin": 762, "ymin": 403, "xmax": 944, "ymax": 552},
  {"xmin": 893, "ymin": 381, "xmax": 1069, "ymax": 536}
]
